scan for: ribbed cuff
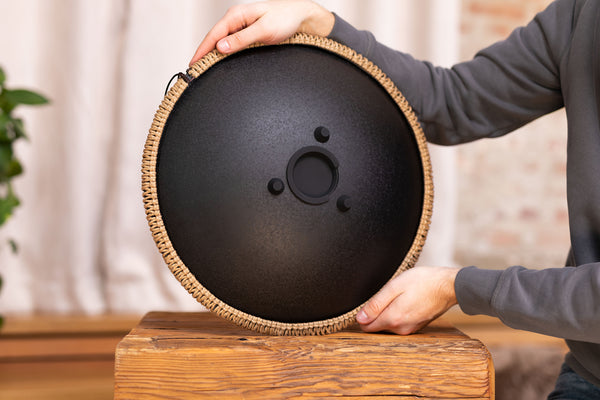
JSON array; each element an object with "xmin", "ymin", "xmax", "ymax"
[{"xmin": 455, "ymin": 266, "xmax": 503, "ymax": 317}]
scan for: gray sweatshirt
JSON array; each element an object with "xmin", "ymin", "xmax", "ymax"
[{"xmin": 329, "ymin": 0, "xmax": 600, "ymax": 386}]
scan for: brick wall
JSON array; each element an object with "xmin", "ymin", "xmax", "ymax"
[{"xmin": 454, "ymin": 0, "xmax": 570, "ymax": 269}]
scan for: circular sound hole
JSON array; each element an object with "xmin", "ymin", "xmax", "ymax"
[
  {"xmin": 287, "ymin": 146, "xmax": 339, "ymax": 205},
  {"xmin": 294, "ymin": 154, "xmax": 335, "ymax": 197}
]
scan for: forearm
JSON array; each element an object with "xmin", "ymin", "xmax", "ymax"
[
  {"xmin": 456, "ymin": 264, "xmax": 600, "ymax": 343},
  {"xmin": 328, "ymin": 0, "xmax": 573, "ymax": 145}
]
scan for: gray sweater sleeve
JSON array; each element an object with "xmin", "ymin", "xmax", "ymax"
[
  {"xmin": 328, "ymin": 0, "xmax": 571, "ymax": 145},
  {"xmin": 456, "ymin": 265, "xmax": 600, "ymax": 342},
  {"xmin": 329, "ymin": 0, "xmax": 600, "ymax": 344}
]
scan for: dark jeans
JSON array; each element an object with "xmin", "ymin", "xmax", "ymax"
[{"xmin": 547, "ymin": 363, "xmax": 600, "ymax": 400}]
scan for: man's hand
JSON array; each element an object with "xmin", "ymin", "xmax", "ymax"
[
  {"xmin": 357, "ymin": 266, "xmax": 461, "ymax": 334},
  {"xmin": 190, "ymin": 0, "xmax": 334, "ymax": 66}
]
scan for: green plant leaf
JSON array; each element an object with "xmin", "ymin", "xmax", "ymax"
[
  {"xmin": 3, "ymin": 89, "xmax": 48, "ymax": 106},
  {"xmin": 0, "ymin": 68, "xmax": 49, "ymax": 234},
  {"xmin": 0, "ymin": 95, "xmax": 13, "ymax": 114},
  {"xmin": 8, "ymin": 238, "xmax": 18, "ymax": 254},
  {"xmin": 0, "ymin": 185, "xmax": 20, "ymax": 226},
  {"xmin": 6, "ymin": 159, "xmax": 23, "ymax": 179},
  {"xmin": 0, "ymin": 143, "xmax": 13, "ymax": 182},
  {"xmin": 0, "ymin": 113, "xmax": 8, "ymax": 142},
  {"xmin": 0, "ymin": 116, "xmax": 26, "ymax": 143},
  {"xmin": 12, "ymin": 118, "xmax": 26, "ymax": 140}
]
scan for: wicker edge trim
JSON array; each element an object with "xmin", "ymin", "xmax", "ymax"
[{"xmin": 141, "ymin": 33, "xmax": 434, "ymax": 336}]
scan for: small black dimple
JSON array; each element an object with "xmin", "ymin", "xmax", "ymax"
[
  {"xmin": 314, "ymin": 126, "xmax": 330, "ymax": 143},
  {"xmin": 268, "ymin": 178, "xmax": 285, "ymax": 195},
  {"xmin": 337, "ymin": 195, "xmax": 352, "ymax": 212}
]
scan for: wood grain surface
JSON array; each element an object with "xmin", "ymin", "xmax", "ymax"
[{"xmin": 114, "ymin": 312, "xmax": 494, "ymax": 399}]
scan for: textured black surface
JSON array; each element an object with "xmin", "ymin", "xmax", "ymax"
[{"xmin": 156, "ymin": 44, "xmax": 424, "ymax": 323}]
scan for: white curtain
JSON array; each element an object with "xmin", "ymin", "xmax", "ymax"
[{"xmin": 0, "ymin": 0, "xmax": 459, "ymax": 315}]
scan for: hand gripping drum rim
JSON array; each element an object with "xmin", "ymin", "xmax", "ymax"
[{"xmin": 141, "ymin": 33, "xmax": 434, "ymax": 335}]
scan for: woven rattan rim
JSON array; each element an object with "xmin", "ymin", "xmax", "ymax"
[{"xmin": 142, "ymin": 33, "xmax": 434, "ymax": 335}]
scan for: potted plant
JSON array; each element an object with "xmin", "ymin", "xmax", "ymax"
[{"xmin": 0, "ymin": 66, "xmax": 49, "ymax": 328}]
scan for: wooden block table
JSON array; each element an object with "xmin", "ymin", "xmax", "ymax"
[{"xmin": 114, "ymin": 312, "xmax": 494, "ymax": 399}]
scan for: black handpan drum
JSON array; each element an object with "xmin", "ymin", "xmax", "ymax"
[{"xmin": 142, "ymin": 34, "xmax": 433, "ymax": 335}]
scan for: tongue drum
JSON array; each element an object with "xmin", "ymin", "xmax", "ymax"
[{"xmin": 142, "ymin": 34, "xmax": 433, "ymax": 335}]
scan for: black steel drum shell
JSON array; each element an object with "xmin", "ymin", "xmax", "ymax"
[{"xmin": 145, "ymin": 37, "xmax": 432, "ymax": 332}]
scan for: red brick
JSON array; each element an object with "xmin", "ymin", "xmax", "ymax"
[
  {"xmin": 490, "ymin": 231, "xmax": 521, "ymax": 247},
  {"xmin": 468, "ymin": 2, "xmax": 526, "ymax": 21},
  {"xmin": 519, "ymin": 208, "xmax": 539, "ymax": 221}
]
